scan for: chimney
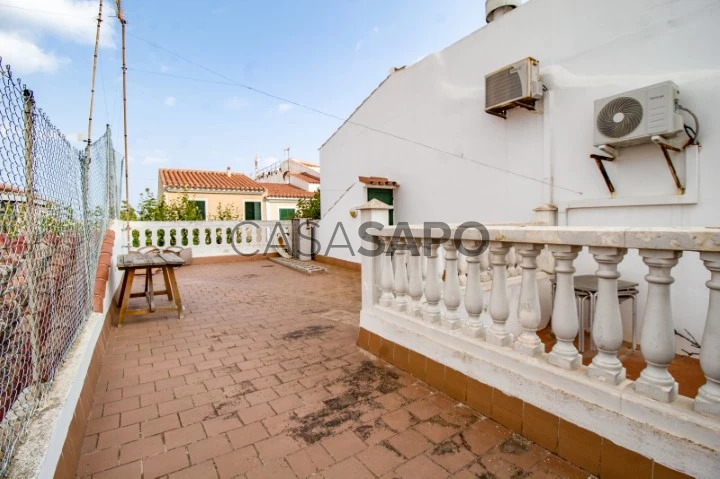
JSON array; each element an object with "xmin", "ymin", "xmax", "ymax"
[
  {"xmin": 486, "ymin": 0, "xmax": 521, "ymax": 23},
  {"xmin": 226, "ymin": 166, "xmax": 231, "ymax": 177}
]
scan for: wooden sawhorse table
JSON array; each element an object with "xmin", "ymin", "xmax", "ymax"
[{"xmin": 116, "ymin": 252, "xmax": 185, "ymax": 326}]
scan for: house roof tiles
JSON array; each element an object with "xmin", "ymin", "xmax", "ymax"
[
  {"xmin": 260, "ymin": 183, "xmax": 314, "ymax": 199},
  {"xmin": 289, "ymin": 172, "xmax": 320, "ymax": 184},
  {"xmin": 159, "ymin": 169, "xmax": 264, "ymax": 192}
]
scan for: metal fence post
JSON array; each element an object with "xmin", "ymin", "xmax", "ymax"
[
  {"xmin": 105, "ymin": 124, "xmax": 117, "ymax": 219},
  {"xmin": 22, "ymin": 88, "xmax": 41, "ymax": 397},
  {"xmin": 80, "ymin": 150, "xmax": 93, "ymax": 308}
]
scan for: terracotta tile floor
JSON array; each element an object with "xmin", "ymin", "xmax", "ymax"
[{"xmin": 77, "ymin": 261, "xmax": 589, "ymax": 479}]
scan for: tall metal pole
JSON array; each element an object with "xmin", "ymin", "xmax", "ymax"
[
  {"xmin": 23, "ymin": 89, "xmax": 40, "ymax": 394},
  {"xmin": 116, "ymin": 0, "xmax": 130, "ymax": 246},
  {"xmin": 86, "ymin": 0, "xmax": 103, "ymax": 163}
]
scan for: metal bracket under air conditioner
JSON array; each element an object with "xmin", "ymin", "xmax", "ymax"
[
  {"xmin": 592, "ymin": 138, "xmax": 686, "ymax": 195},
  {"xmin": 652, "ymin": 135, "xmax": 685, "ymax": 194},
  {"xmin": 485, "ymin": 98, "xmax": 539, "ymax": 120},
  {"xmin": 591, "ymin": 152, "xmax": 616, "ymax": 195}
]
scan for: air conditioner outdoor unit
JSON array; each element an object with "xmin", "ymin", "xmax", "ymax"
[
  {"xmin": 485, "ymin": 57, "xmax": 543, "ymax": 119},
  {"xmin": 593, "ymin": 81, "xmax": 684, "ymax": 148}
]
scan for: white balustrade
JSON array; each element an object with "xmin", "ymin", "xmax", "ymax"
[
  {"xmin": 587, "ymin": 247, "xmax": 627, "ymax": 385},
  {"xmin": 458, "ymin": 252, "xmax": 468, "ymax": 287},
  {"xmin": 422, "ymin": 243, "xmax": 442, "ymax": 323},
  {"xmin": 696, "ymin": 252, "xmax": 720, "ymax": 416},
  {"xmin": 441, "ymin": 241, "xmax": 462, "ymax": 329},
  {"xmin": 507, "ymin": 246, "xmax": 518, "ymax": 276},
  {"xmin": 479, "ymin": 249, "xmax": 492, "ymax": 281},
  {"xmin": 635, "ymin": 250, "xmax": 682, "ymax": 402},
  {"xmin": 514, "ymin": 243, "xmax": 544, "ymax": 357},
  {"xmin": 407, "ymin": 242, "xmax": 424, "ymax": 318},
  {"xmin": 379, "ymin": 238, "xmax": 395, "ymax": 308},
  {"xmin": 361, "ymin": 223, "xmax": 720, "ymax": 418},
  {"xmin": 487, "ymin": 242, "xmax": 513, "ymax": 346},
  {"xmin": 128, "ymin": 220, "xmax": 290, "ymax": 257},
  {"xmin": 462, "ymin": 241, "xmax": 485, "ymax": 338},
  {"xmin": 548, "ymin": 245, "xmax": 582, "ymax": 369},
  {"xmin": 393, "ymin": 243, "xmax": 410, "ymax": 312}
]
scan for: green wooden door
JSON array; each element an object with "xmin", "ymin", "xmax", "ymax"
[
  {"xmin": 245, "ymin": 201, "xmax": 262, "ymax": 220},
  {"xmin": 192, "ymin": 200, "xmax": 206, "ymax": 220},
  {"xmin": 367, "ymin": 188, "xmax": 393, "ymax": 225}
]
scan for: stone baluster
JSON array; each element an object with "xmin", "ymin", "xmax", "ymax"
[
  {"xmin": 442, "ymin": 241, "xmax": 462, "ymax": 329},
  {"xmin": 458, "ymin": 252, "xmax": 468, "ymax": 287},
  {"xmin": 422, "ymin": 243, "xmax": 442, "ymax": 323},
  {"xmin": 151, "ymin": 228, "xmax": 159, "ymax": 247},
  {"xmin": 548, "ymin": 246, "xmax": 582, "ymax": 369},
  {"xmin": 379, "ymin": 238, "xmax": 395, "ymax": 307},
  {"xmin": 422, "ymin": 254, "xmax": 428, "ymax": 282},
  {"xmin": 479, "ymin": 249, "xmax": 492, "ymax": 281},
  {"xmin": 635, "ymin": 250, "xmax": 682, "ymax": 402},
  {"xmin": 393, "ymin": 242, "xmax": 409, "ymax": 312},
  {"xmin": 487, "ymin": 242, "xmax": 513, "ymax": 346},
  {"xmin": 463, "ymin": 241, "xmax": 484, "ymax": 338},
  {"xmin": 507, "ymin": 247, "xmax": 517, "ymax": 276},
  {"xmin": 587, "ymin": 247, "xmax": 627, "ymax": 385},
  {"xmin": 514, "ymin": 243, "xmax": 544, "ymax": 356},
  {"xmin": 695, "ymin": 252, "xmax": 720, "ymax": 416},
  {"xmin": 407, "ymin": 241, "xmax": 424, "ymax": 318}
]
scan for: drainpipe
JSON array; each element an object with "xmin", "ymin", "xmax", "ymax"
[{"xmin": 542, "ymin": 88, "xmax": 554, "ymax": 207}]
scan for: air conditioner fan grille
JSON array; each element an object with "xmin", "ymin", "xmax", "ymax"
[{"xmin": 596, "ymin": 96, "xmax": 643, "ymax": 138}]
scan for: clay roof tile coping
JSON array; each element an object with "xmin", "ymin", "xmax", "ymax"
[{"xmin": 358, "ymin": 176, "xmax": 399, "ymax": 187}]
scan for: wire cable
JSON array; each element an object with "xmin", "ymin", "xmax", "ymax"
[
  {"xmin": 677, "ymin": 105, "xmax": 700, "ymax": 146},
  {"xmin": 126, "ymin": 33, "xmax": 585, "ymax": 196}
]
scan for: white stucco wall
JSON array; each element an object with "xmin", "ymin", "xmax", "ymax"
[
  {"xmin": 319, "ymin": 0, "xmax": 720, "ymax": 347},
  {"xmin": 265, "ymin": 198, "xmax": 300, "ymax": 220}
]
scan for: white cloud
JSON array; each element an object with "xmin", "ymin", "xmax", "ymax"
[
  {"xmin": 372, "ymin": 26, "xmax": 380, "ymax": 33},
  {"xmin": 277, "ymin": 103, "xmax": 293, "ymax": 113},
  {"xmin": 224, "ymin": 96, "xmax": 248, "ymax": 110},
  {"xmin": 159, "ymin": 64, "xmax": 170, "ymax": 72},
  {"xmin": 355, "ymin": 40, "xmax": 363, "ymax": 52},
  {"xmin": 1, "ymin": 0, "xmax": 117, "ymax": 48},
  {"xmin": 164, "ymin": 96, "xmax": 176, "ymax": 107},
  {"xmin": 0, "ymin": 32, "xmax": 69, "ymax": 73}
]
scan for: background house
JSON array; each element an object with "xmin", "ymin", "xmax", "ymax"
[
  {"xmin": 318, "ymin": 0, "xmax": 720, "ymax": 351},
  {"xmin": 159, "ymin": 168, "xmax": 265, "ymax": 220},
  {"xmin": 158, "ymin": 167, "xmax": 315, "ymax": 220},
  {"xmin": 258, "ymin": 183, "xmax": 314, "ymax": 220},
  {"xmin": 254, "ymin": 157, "xmax": 320, "ymax": 191}
]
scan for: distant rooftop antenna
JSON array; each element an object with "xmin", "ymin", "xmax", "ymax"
[
  {"xmin": 254, "ymin": 152, "xmax": 260, "ymax": 178},
  {"xmin": 283, "ymin": 147, "xmax": 291, "ymax": 160}
]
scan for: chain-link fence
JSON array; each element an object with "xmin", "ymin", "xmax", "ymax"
[{"xmin": 0, "ymin": 58, "xmax": 120, "ymax": 474}]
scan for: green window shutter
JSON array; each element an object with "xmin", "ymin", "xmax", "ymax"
[
  {"xmin": 367, "ymin": 188, "xmax": 394, "ymax": 225},
  {"xmin": 245, "ymin": 201, "xmax": 262, "ymax": 220},
  {"xmin": 279, "ymin": 208, "xmax": 295, "ymax": 220}
]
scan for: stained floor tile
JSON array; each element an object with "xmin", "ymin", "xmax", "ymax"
[{"xmin": 77, "ymin": 261, "xmax": 589, "ymax": 478}]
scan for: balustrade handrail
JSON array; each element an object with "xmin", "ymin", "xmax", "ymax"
[
  {"xmin": 363, "ymin": 221, "xmax": 720, "ymax": 418},
  {"xmin": 374, "ymin": 224, "xmax": 720, "ymax": 252}
]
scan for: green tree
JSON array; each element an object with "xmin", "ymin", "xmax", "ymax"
[
  {"xmin": 133, "ymin": 188, "xmax": 202, "ymax": 221},
  {"xmin": 119, "ymin": 200, "xmax": 137, "ymax": 221},
  {"xmin": 210, "ymin": 202, "xmax": 240, "ymax": 220},
  {"xmin": 295, "ymin": 190, "xmax": 321, "ymax": 219}
]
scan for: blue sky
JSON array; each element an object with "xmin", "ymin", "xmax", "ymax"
[{"xmin": 0, "ymin": 0, "xmax": 487, "ymax": 204}]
